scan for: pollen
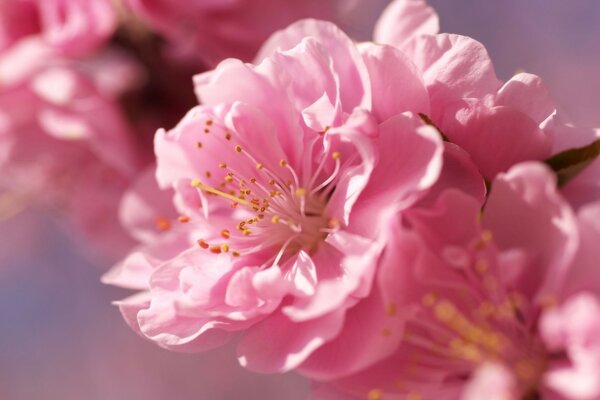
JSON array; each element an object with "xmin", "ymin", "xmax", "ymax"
[
  {"xmin": 295, "ymin": 187, "xmax": 306, "ymax": 197},
  {"xmin": 386, "ymin": 303, "xmax": 398, "ymax": 317},
  {"xmin": 271, "ymin": 215, "xmax": 280, "ymax": 224},
  {"xmin": 154, "ymin": 216, "xmax": 171, "ymax": 231},
  {"xmin": 256, "ymin": 163, "xmax": 263, "ymax": 170},
  {"xmin": 367, "ymin": 389, "xmax": 383, "ymax": 400},
  {"xmin": 221, "ymin": 244, "xmax": 230, "ymax": 253},
  {"xmin": 234, "ymin": 145, "xmax": 243, "ymax": 153},
  {"xmin": 243, "ymin": 229, "xmax": 251, "ymax": 236}
]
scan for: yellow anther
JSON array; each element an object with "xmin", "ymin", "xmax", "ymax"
[
  {"xmin": 422, "ymin": 293, "xmax": 438, "ymax": 307},
  {"xmin": 221, "ymin": 244, "xmax": 230, "ymax": 253},
  {"xmin": 219, "ymin": 162, "xmax": 227, "ymax": 169},
  {"xmin": 243, "ymin": 229, "xmax": 251, "ymax": 236},
  {"xmin": 386, "ymin": 303, "xmax": 397, "ymax": 317},
  {"xmin": 221, "ymin": 229, "xmax": 230, "ymax": 239},
  {"xmin": 191, "ymin": 180, "xmax": 254, "ymax": 207},
  {"xmin": 279, "ymin": 159, "xmax": 287, "ymax": 167},
  {"xmin": 256, "ymin": 163, "xmax": 263, "ymax": 170},
  {"xmin": 367, "ymin": 389, "xmax": 383, "ymax": 400},
  {"xmin": 234, "ymin": 145, "xmax": 242, "ymax": 153},
  {"xmin": 154, "ymin": 216, "xmax": 171, "ymax": 231},
  {"xmin": 332, "ymin": 151, "xmax": 340, "ymax": 160},
  {"xmin": 434, "ymin": 300, "xmax": 456, "ymax": 322},
  {"xmin": 295, "ymin": 187, "xmax": 306, "ymax": 197},
  {"xmin": 271, "ymin": 215, "xmax": 280, "ymax": 224}
]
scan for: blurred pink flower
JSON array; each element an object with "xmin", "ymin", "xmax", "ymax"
[
  {"xmin": 0, "ymin": 0, "xmax": 116, "ymax": 55},
  {"xmin": 122, "ymin": 0, "xmax": 371, "ymax": 66},
  {"xmin": 0, "ymin": 0, "xmax": 143, "ymax": 257},
  {"xmin": 104, "ymin": 18, "xmax": 458, "ymax": 377},
  {"xmin": 314, "ymin": 162, "xmax": 600, "ymax": 400}
]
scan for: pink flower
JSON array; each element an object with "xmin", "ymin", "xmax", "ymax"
[
  {"xmin": 316, "ymin": 162, "xmax": 600, "ymax": 400},
  {"xmin": 121, "ymin": 0, "xmax": 373, "ymax": 66},
  {"xmin": 0, "ymin": 0, "xmax": 116, "ymax": 56},
  {"xmin": 104, "ymin": 19, "xmax": 458, "ymax": 376},
  {"xmin": 376, "ymin": 0, "xmax": 558, "ymax": 180},
  {"xmin": 0, "ymin": 2, "xmax": 142, "ymax": 257}
]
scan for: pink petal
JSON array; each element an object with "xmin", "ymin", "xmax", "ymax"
[
  {"xmin": 374, "ymin": 0, "xmax": 439, "ymax": 48},
  {"xmin": 446, "ymin": 103, "xmax": 553, "ymax": 179},
  {"xmin": 403, "ymin": 33, "xmax": 501, "ymax": 121},
  {"xmin": 255, "ymin": 19, "xmax": 371, "ymax": 110},
  {"xmin": 496, "ymin": 73, "xmax": 556, "ymax": 126},
  {"xmin": 483, "ymin": 162, "xmax": 579, "ymax": 298},
  {"xmin": 359, "ymin": 42, "xmax": 430, "ymax": 121},
  {"xmin": 359, "ymin": 113, "xmax": 443, "ymax": 210},
  {"xmin": 237, "ymin": 309, "xmax": 346, "ymax": 373}
]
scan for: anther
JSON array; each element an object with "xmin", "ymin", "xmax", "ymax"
[
  {"xmin": 256, "ymin": 163, "xmax": 263, "ymax": 170},
  {"xmin": 178, "ymin": 216, "xmax": 190, "ymax": 223},
  {"xmin": 332, "ymin": 151, "xmax": 340, "ymax": 160},
  {"xmin": 279, "ymin": 160, "xmax": 287, "ymax": 167},
  {"xmin": 295, "ymin": 187, "xmax": 306, "ymax": 197},
  {"xmin": 206, "ymin": 120, "xmax": 213, "ymax": 126},
  {"xmin": 221, "ymin": 229, "xmax": 230, "ymax": 239},
  {"xmin": 209, "ymin": 246, "xmax": 221, "ymax": 254},
  {"xmin": 197, "ymin": 239, "xmax": 209, "ymax": 249},
  {"xmin": 196, "ymin": 142, "xmax": 202, "ymax": 148},
  {"xmin": 154, "ymin": 216, "xmax": 171, "ymax": 231},
  {"xmin": 234, "ymin": 145, "xmax": 242, "ymax": 153},
  {"xmin": 243, "ymin": 229, "xmax": 251, "ymax": 236},
  {"xmin": 221, "ymin": 244, "xmax": 230, "ymax": 253},
  {"xmin": 219, "ymin": 162, "xmax": 227, "ymax": 169}
]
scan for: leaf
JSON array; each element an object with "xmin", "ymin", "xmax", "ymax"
[{"xmin": 544, "ymin": 137, "xmax": 600, "ymax": 187}]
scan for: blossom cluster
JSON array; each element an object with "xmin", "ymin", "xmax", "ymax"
[{"xmin": 2, "ymin": 0, "xmax": 600, "ymax": 399}]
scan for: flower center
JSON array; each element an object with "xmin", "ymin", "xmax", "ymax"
[
  {"xmin": 190, "ymin": 118, "xmax": 341, "ymax": 268},
  {"xmin": 388, "ymin": 232, "xmax": 548, "ymax": 398}
]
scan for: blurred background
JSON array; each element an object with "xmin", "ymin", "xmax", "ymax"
[{"xmin": 1, "ymin": 1, "xmax": 599, "ymax": 399}]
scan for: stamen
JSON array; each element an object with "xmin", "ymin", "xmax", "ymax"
[{"xmin": 191, "ymin": 179, "xmax": 254, "ymax": 207}]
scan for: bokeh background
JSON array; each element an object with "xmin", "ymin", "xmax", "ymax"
[{"xmin": 1, "ymin": 1, "xmax": 599, "ymax": 399}]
